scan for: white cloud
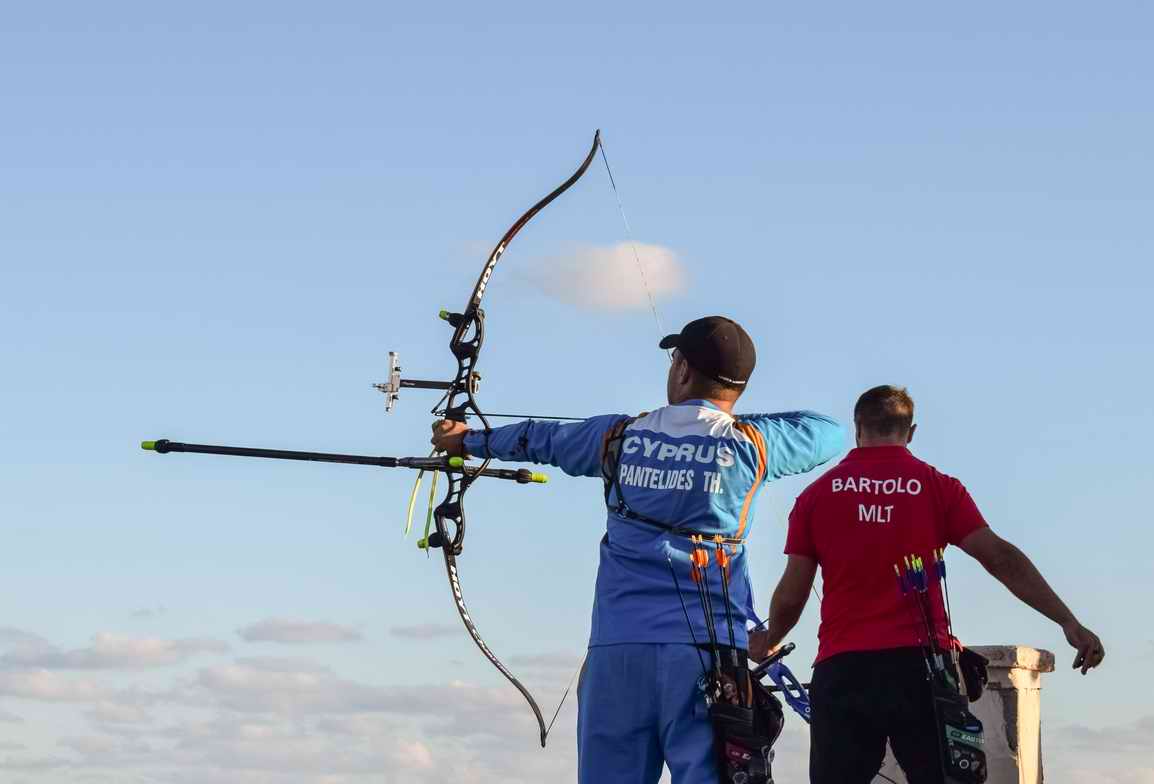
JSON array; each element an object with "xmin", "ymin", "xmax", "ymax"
[
  {"xmin": 1020, "ymin": 716, "xmax": 1154, "ymax": 784},
  {"xmin": 0, "ymin": 633, "xmax": 228, "ymax": 670},
  {"xmin": 0, "ymin": 643, "xmax": 574, "ymax": 783},
  {"xmin": 237, "ymin": 619, "xmax": 363, "ymax": 645},
  {"xmin": 84, "ymin": 702, "xmax": 156, "ymax": 726},
  {"xmin": 0, "ymin": 670, "xmax": 111, "ymax": 702},
  {"xmin": 16, "ymin": 708, "xmax": 544, "ymax": 783},
  {"xmin": 186, "ymin": 660, "xmax": 387, "ymax": 714},
  {"xmin": 516, "ymin": 242, "xmax": 686, "ymax": 311},
  {"xmin": 395, "ymin": 740, "xmax": 434, "ymax": 771},
  {"xmin": 1052, "ymin": 715, "xmax": 1154, "ymax": 754},
  {"xmin": 42, "ymin": 627, "xmax": 1154, "ymax": 784},
  {"xmin": 0, "ymin": 754, "xmax": 75, "ymax": 772},
  {"xmin": 1048, "ymin": 767, "xmax": 1154, "ymax": 784},
  {"xmin": 233, "ymin": 656, "xmax": 334, "ymax": 673},
  {"xmin": 183, "ymin": 661, "xmax": 536, "ymax": 731},
  {"xmin": 59, "ymin": 735, "xmax": 122, "ymax": 756},
  {"xmin": 0, "ymin": 627, "xmax": 51, "ymax": 648}
]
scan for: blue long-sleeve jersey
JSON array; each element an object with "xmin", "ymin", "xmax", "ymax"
[{"xmin": 464, "ymin": 400, "xmax": 844, "ymax": 648}]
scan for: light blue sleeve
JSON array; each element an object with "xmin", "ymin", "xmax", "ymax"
[
  {"xmin": 738, "ymin": 410, "xmax": 846, "ymax": 480},
  {"xmin": 462, "ymin": 414, "xmax": 631, "ymax": 479}
]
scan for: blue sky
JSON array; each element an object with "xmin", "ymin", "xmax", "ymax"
[{"xmin": 1, "ymin": 3, "xmax": 1151, "ymax": 782}]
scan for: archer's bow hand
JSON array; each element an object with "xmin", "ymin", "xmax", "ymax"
[{"xmin": 431, "ymin": 419, "xmax": 469, "ymax": 457}]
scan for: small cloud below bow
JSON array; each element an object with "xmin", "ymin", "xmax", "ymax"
[{"xmin": 517, "ymin": 242, "xmax": 686, "ymax": 311}]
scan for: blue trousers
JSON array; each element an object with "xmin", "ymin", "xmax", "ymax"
[{"xmin": 577, "ymin": 643, "xmax": 718, "ymax": 784}]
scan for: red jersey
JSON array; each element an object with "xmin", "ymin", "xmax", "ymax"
[{"xmin": 785, "ymin": 446, "xmax": 987, "ymax": 663}]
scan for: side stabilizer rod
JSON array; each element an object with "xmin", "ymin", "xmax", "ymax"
[{"xmin": 141, "ymin": 439, "xmax": 547, "ymax": 484}]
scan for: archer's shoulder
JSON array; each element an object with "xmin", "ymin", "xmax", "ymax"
[{"xmin": 735, "ymin": 410, "xmax": 843, "ymax": 431}]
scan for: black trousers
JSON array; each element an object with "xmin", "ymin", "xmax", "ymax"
[{"xmin": 809, "ymin": 647, "xmax": 944, "ymax": 784}]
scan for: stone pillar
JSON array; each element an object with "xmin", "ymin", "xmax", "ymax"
[{"xmin": 877, "ymin": 645, "xmax": 1056, "ymax": 784}]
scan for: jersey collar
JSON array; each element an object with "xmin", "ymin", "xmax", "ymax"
[{"xmin": 844, "ymin": 445, "xmax": 912, "ymax": 461}]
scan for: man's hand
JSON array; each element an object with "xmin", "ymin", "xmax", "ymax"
[
  {"xmin": 748, "ymin": 629, "xmax": 780, "ymax": 663},
  {"xmin": 431, "ymin": 419, "xmax": 469, "ymax": 457},
  {"xmin": 756, "ymin": 555, "xmax": 817, "ymax": 658},
  {"xmin": 1063, "ymin": 620, "xmax": 1105, "ymax": 674}
]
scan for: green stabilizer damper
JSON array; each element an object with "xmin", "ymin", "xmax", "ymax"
[
  {"xmin": 141, "ymin": 441, "xmax": 158, "ymax": 451},
  {"xmin": 448, "ymin": 456, "xmax": 548, "ymax": 484},
  {"xmin": 437, "ymin": 309, "xmax": 467, "ymax": 328}
]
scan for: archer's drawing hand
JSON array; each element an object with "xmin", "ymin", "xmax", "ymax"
[
  {"xmin": 1063, "ymin": 620, "xmax": 1105, "ymax": 674},
  {"xmin": 431, "ymin": 419, "xmax": 469, "ymax": 457}
]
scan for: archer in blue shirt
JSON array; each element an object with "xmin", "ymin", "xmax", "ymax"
[{"xmin": 433, "ymin": 316, "xmax": 844, "ymax": 784}]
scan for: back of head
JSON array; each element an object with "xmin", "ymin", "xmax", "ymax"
[
  {"xmin": 661, "ymin": 316, "xmax": 756, "ymax": 409},
  {"xmin": 854, "ymin": 385, "xmax": 915, "ymax": 443}
]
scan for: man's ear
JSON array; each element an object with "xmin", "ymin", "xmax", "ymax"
[
  {"xmin": 854, "ymin": 422, "xmax": 863, "ymax": 446},
  {"xmin": 907, "ymin": 423, "xmax": 917, "ymax": 444}
]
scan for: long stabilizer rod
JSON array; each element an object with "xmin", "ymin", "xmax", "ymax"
[{"xmin": 141, "ymin": 439, "xmax": 548, "ymax": 484}]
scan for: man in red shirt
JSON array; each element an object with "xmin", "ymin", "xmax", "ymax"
[{"xmin": 749, "ymin": 385, "xmax": 1104, "ymax": 784}]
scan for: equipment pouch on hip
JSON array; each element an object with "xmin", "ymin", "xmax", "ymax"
[
  {"xmin": 932, "ymin": 681, "xmax": 987, "ymax": 784},
  {"xmin": 707, "ymin": 674, "xmax": 784, "ymax": 784}
]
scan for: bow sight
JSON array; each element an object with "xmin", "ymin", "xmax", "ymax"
[{"xmin": 375, "ymin": 349, "xmax": 479, "ymax": 415}]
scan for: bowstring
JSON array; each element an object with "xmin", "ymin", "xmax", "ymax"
[
  {"xmin": 597, "ymin": 135, "xmax": 670, "ymax": 356},
  {"xmin": 537, "ymin": 136, "xmax": 678, "ymax": 738},
  {"xmin": 545, "ymin": 651, "xmax": 587, "ymax": 737}
]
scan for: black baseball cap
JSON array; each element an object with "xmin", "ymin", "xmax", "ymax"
[{"xmin": 659, "ymin": 316, "xmax": 756, "ymax": 387}]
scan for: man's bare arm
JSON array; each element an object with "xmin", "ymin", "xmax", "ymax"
[
  {"xmin": 749, "ymin": 555, "xmax": 817, "ymax": 661},
  {"xmin": 959, "ymin": 528, "xmax": 1075, "ymax": 625},
  {"xmin": 958, "ymin": 527, "xmax": 1104, "ymax": 674}
]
